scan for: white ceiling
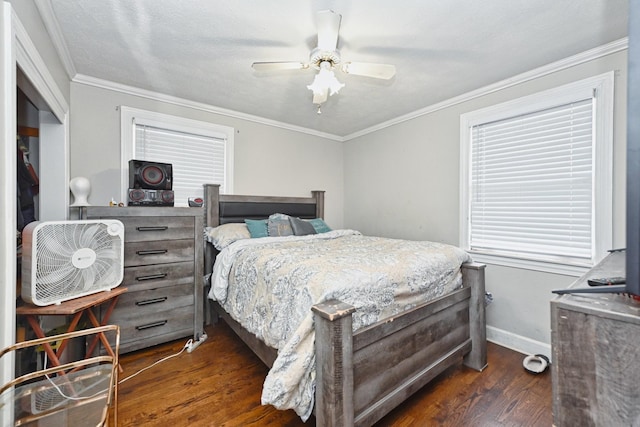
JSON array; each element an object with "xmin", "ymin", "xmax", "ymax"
[{"xmin": 39, "ymin": 0, "xmax": 628, "ymax": 138}]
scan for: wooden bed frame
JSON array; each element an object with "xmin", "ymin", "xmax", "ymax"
[{"xmin": 202, "ymin": 184, "xmax": 487, "ymax": 426}]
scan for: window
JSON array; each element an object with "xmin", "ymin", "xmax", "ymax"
[
  {"xmin": 120, "ymin": 107, "xmax": 234, "ymax": 206},
  {"xmin": 460, "ymin": 72, "xmax": 613, "ymax": 275}
]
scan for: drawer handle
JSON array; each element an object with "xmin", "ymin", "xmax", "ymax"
[
  {"xmin": 137, "ymin": 226, "xmax": 169, "ymax": 232},
  {"xmin": 136, "ymin": 273, "xmax": 168, "ymax": 281},
  {"xmin": 135, "ymin": 297, "xmax": 168, "ymax": 306},
  {"xmin": 135, "ymin": 320, "xmax": 167, "ymax": 331},
  {"xmin": 136, "ymin": 249, "xmax": 168, "ymax": 256}
]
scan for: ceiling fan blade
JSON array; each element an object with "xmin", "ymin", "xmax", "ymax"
[
  {"xmin": 341, "ymin": 62, "xmax": 396, "ymax": 79},
  {"xmin": 316, "ymin": 10, "xmax": 341, "ymax": 51},
  {"xmin": 251, "ymin": 62, "xmax": 307, "ymax": 72}
]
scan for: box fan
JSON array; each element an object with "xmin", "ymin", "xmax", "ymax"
[{"xmin": 21, "ymin": 220, "xmax": 125, "ymax": 306}]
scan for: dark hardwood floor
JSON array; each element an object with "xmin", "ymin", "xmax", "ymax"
[{"xmin": 111, "ymin": 322, "xmax": 551, "ymax": 426}]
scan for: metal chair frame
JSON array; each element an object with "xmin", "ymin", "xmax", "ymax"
[{"xmin": 0, "ymin": 324, "xmax": 120, "ymax": 427}]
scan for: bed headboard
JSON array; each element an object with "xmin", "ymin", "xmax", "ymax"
[
  {"xmin": 203, "ymin": 184, "xmax": 325, "ymax": 227},
  {"xmin": 202, "ymin": 184, "xmax": 325, "ymax": 275}
]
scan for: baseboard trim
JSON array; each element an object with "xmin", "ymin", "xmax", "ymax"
[{"xmin": 486, "ymin": 326, "xmax": 552, "ymax": 362}]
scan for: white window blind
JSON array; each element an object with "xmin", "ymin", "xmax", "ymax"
[
  {"xmin": 135, "ymin": 124, "xmax": 227, "ymax": 204},
  {"xmin": 470, "ymin": 98, "xmax": 594, "ymax": 261}
]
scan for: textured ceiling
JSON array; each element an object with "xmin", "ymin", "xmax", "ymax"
[{"xmin": 41, "ymin": 0, "xmax": 628, "ymax": 138}]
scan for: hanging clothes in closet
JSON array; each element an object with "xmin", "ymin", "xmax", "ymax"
[{"xmin": 17, "ymin": 136, "xmax": 38, "ymax": 231}]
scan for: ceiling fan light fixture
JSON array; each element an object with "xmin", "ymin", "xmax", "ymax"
[
  {"xmin": 307, "ymin": 61, "xmax": 344, "ymax": 103},
  {"xmin": 251, "ymin": 10, "xmax": 395, "ymax": 109}
]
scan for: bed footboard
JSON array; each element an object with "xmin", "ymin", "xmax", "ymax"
[
  {"xmin": 312, "ymin": 301, "xmax": 357, "ymax": 426},
  {"xmin": 311, "ymin": 262, "xmax": 486, "ymax": 427}
]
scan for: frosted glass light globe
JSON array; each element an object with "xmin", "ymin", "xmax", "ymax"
[{"xmin": 69, "ymin": 176, "xmax": 91, "ymax": 207}]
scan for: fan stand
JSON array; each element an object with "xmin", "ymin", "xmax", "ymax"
[{"xmin": 16, "ymin": 287, "xmax": 128, "ymax": 372}]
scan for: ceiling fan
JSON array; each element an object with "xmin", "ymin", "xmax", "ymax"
[{"xmin": 251, "ymin": 10, "xmax": 396, "ymax": 110}]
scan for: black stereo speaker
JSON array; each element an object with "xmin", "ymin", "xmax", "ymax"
[
  {"xmin": 129, "ymin": 159, "xmax": 173, "ymax": 190},
  {"xmin": 127, "ymin": 188, "xmax": 174, "ymax": 206}
]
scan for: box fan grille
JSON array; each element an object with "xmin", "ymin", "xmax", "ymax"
[{"xmin": 21, "ymin": 220, "xmax": 125, "ymax": 306}]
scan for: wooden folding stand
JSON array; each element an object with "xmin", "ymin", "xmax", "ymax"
[{"xmin": 16, "ymin": 287, "xmax": 127, "ymax": 370}]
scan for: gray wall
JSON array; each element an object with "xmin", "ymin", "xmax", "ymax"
[
  {"xmin": 344, "ymin": 50, "xmax": 628, "ymax": 353},
  {"xmin": 69, "ymin": 83, "xmax": 345, "ymax": 229}
]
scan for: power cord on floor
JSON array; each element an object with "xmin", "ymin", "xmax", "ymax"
[
  {"xmin": 118, "ymin": 333, "xmax": 208, "ymax": 385},
  {"xmin": 37, "ymin": 334, "xmax": 209, "ymax": 406},
  {"xmin": 42, "ymin": 353, "xmax": 107, "ymax": 403}
]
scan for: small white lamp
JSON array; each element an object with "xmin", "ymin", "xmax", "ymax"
[{"xmin": 69, "ymin": 176, "xmax": 91, "ymax": 207}]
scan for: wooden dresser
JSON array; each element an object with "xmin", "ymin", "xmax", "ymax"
[
  {"xmin": 85, "ymin": 206, "xmax": 204, "ymax": 353},
  {"xmin": 551, "ymin": 250, "xmax": 640, "ymax": 426}
]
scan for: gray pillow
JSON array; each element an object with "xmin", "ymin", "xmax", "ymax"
[
  {"xmin": 268, "ymin": 213, "xmax": 293, "ymax": 236},
  {"xmin": 289, "ymin": 217, "xmax": 317, "ymax": 236}
]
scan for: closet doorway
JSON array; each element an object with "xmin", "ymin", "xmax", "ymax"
[{"xmin": 16, "ymin": 67, "xmax": 68, "ymax": 222}]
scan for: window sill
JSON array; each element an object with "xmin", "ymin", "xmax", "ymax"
[{"xmin": 468, "ymin": 251, "xmax": 591, "ymax": 277}]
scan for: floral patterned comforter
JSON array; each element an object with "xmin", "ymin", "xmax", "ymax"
[{"xmin": 208, "ymin": 229, "xmax": 471, "ymax": 421}]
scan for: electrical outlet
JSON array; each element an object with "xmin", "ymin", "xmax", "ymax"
[{"xmin": 186, "ymin": 333, "xmax": 208, "ymax": 353}]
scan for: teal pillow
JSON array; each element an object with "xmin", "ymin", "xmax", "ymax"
[
  {"xmin": 309, "ymin": 218, "xmax": 331, "ymax": 233},
  {"xmin": 244, "ymin": 219, "xmax": 268, "ymax": 238}
]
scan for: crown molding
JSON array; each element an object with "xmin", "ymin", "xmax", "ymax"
[
  {"xmin": 344, "ymin": 37, "xmax": 629, "ymax": 141},
  {"xmin": 34, "ymin": 0, "xmax": 76, "ymax": 79},
  {"xmin": 73, "ymin": 74, "xmax": 345, "ymax": 142}
]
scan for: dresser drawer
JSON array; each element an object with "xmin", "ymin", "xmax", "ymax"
[
  {"xmin": 124, "ymin": 239, "xmax": 194, "ymax": 267},
  {"xmin": 122, "ymin": 261, "xmax": 194, "ymax": 291},
  {"xmin": 110, "ymin": 284, "xmax": 194, "ymax": 323},
  {"xmin": 112, "ymin": 306, "xmax": 195, "ymax": 353},
  {"xmin": 119, "ymin": 216, "xmax": 194, "ymax": 243}
]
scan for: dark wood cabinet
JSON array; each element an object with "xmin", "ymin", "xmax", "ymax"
[{"xmin": 85, "ymin": 206, "xmax": 204, "ymax": 353}]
